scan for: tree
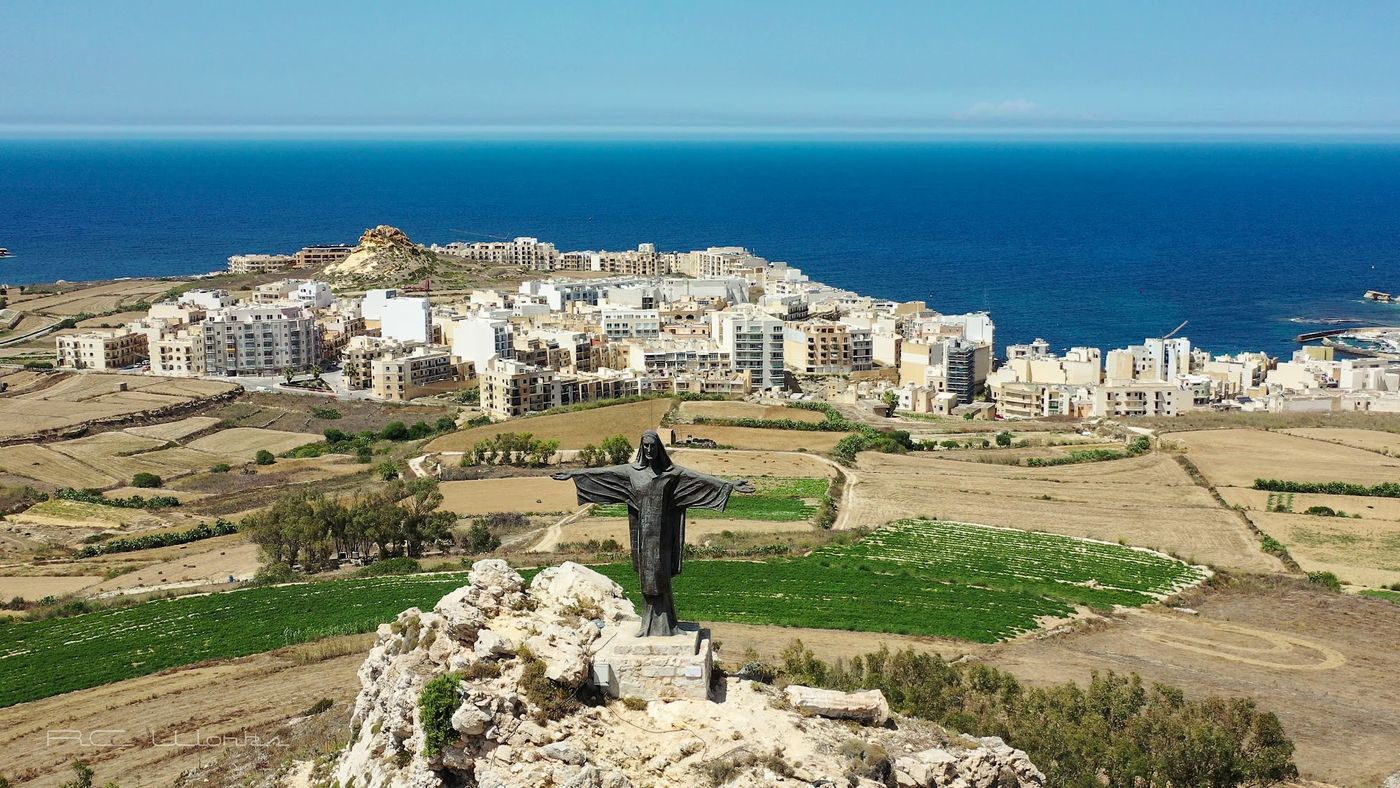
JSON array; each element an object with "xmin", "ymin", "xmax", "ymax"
[
  {"xmin": 578, "ymin": 444, "xmax": 601, "ymax": 467},
  {"xmin": 995, "ymin": 431, "xmax": 1013, "ymax": 447},
  {"xmin": 380, "ymin": 421, "xmax": 410, "ymax": 441},
  {"xmin": 599, "ymin": 434, "xmax": 633, "ymax": 465},
  {"xmin": 355, "ymin": 445, "xmax": 374, "ymax": 464},
  {"xmin": 461, "ymin": 520, "xmax": 501, "ymax": 553},
  {"xmin": 60, "ymin": 760, "xmax": 97, "ymax": 788},
  {"xmin": 435, "ymin": 415, "xmax": 457, "ymax": 433},
  {"xmin": 311, "ymin": 364, "xmax": 323, "ymax": 381},
  {"xmin": 130, "ymin": 472, "xmax": 162, "ymax": 488},
  {"xmin": 882, "ymin": 390, "xmax": 900, "ymax": 411},
  {"xmin": 282, "ymin": 367, "xmax": 295, "ymax": 385},
  {"xmin": 255, "ymin": 449, "xmax": 275, "ymax": 465}
]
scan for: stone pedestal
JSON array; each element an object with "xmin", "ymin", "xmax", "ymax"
[{"xmin": 589, "ymin": 622, "xmax": 712, "ymax": 701}]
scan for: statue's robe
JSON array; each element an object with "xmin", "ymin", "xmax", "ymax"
[{"xmin": 567, "ymin": 462, "xmax": 734, "ymax": 636}]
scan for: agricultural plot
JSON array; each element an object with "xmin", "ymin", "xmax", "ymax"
[
  {"xmin": 440, "ymin": 476, "xmax": 580, "ymax": 516},
  {"xmin": 1251, "ymin": 511, "xmax": 1400, "ymax": 588},
  {"xmin": 0, "ymin": 444, "xmax": 117, "ymax": 488},
  {"xmin": 0, "ymin": 572, "xmax": 473, "ymax": 707},
  {"xmin": 562, "ymin": 517, "xmax": 813, "ymax": 545},
  {"xmin": 1280, "ymin": 427, "xmax": 1400, "ymax": 456},
  {"xmin": 50, "ymin": 432, "xmax": 181, "ymax": 479},
  {"xmin": 1219, "ymin": 487, "xmax": 1400, "ymax": 522},
  {"xmin": 1174, "ymin": 428, "xmax": 1400, "ymax": 488},
  {"xmin": 185, "ymin": 426, "xmax": 319, "ymax": 459},
  {"xmin": 847, "ymin": 452, "xmax": 1280, "ymax": 573},
  {"xmin": 677, "ymin": 400, "xmax": 828, "ymax": 424},
  {"xmin": 671, "ymin": 424, "xmax": 851, "ymax": 452},
  {"xmin": 426, "ymin": 398, "xmax": 674, "ymax": 452},
  {"xmin": 0, "ymin": 373, "xmax": 236, "ymax": 439},
  {"xmin": 591, "ymin": 476, "xmax": 827, "ymax": 521},
  {"xmin": 7, "ymin": 279, "xmax": 178, "ymax": 316},
  {"xmin": 590, "ymin": 519, "xmax": 1204, "ymax": 643},
  {"xmin": 125, "ymin": 415, "xmax": 222, "ymax": 441}
]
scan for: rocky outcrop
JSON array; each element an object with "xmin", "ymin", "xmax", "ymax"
[
  {"xmin": 785, "ymin": 685, "xmax": 891, "ymax": 726},
  {"xmin": 332, "ymin": 560, "xmax": 1046, "ymax": 788},
  {"xmin": 321, "ymin": 225, "xmax": 440, "ymax": 286}
]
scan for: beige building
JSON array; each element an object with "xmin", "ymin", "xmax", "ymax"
[
  {"xmin": 783, "ymin": 321, "xmax": 873, "ymax": 375},
  {"xmin": 201, "ymin": 304, "xmax": 320, "ymax": 376},
  {"xmin": 227, "ymin": 254, "xmax": 295, "ymax": 274},
  {"xmin": 481, "ymin": 358, "xmax": 560, "ymax": 419},
  {"xmin": 371, "ymin": 346, "xmax": 468, "ymax": 402},
  {"xmin": 294, "ymin": 245, "xmax": 354, "ymax": 268},
  {"xmin": 1092, "ymin": 382, "xmax": 1187, "ymax": 418},
  {"xmin": 150, "ymin": 331, "xmax": 204, "ymax": 376},
  {"xmin": 55, "ymin": 329, "xmax": 148, "ymax": 370}
]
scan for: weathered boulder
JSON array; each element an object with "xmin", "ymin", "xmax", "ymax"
[{"xmin": 784, "ymin": 684, "xmax": 891, "ymax": 725}]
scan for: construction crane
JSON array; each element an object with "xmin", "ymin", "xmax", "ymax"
[{"xmin": 1159, "ymin": 320, "xmax": 1188, "ymax": 340}]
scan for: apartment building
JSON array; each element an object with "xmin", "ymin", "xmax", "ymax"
[
  {"xmin": 620, "ymin": 339, "xmax": 731, "ymax": 375},
  {"xmin": 783, "ymin": 321, "xmax": 873, "ymax": 375},
  {"xmin": 436, "ymin": 237, "xmax": 560, "ymax": 270},
  {"xmin": 201, "ymin": 304, "xmax": 320, "ymax": 376},
  {"xmin": 178, "ymin": 289, "xmax": 236, "ymax": 311},
  {"xmin": 227, "ymin": 254, "xmax": 295, "ymax": 274},
  {"xmin": 678, "ymin": 246, "xmax": 767, "ymax": 279},
  {"xmin": 558, "ymin": 371, "xmax": 645, "ymax": 407},
  {"xmin": 55, "ymin": 329, "xmax": 148, "ymax": 370},
  {"xmin": 371, "ymin": 345, "xmax": 468, "ymax": 402},
  {"xmin": 598, "ymin": 308, "xmax": 661, "ymax": 340},
  {"xmin": 343, "ymin": 335, "xmax": 388, "ymax": 389},
  {"xmin": 380, "ymin": 296, "xmax": 432, "ymax": 344},
  {"xmin": 587, "ymin": 244, "xmax": 677, "ymax": 276},
  {"xmin": 150, "ymin": 331, "xmax": 204, "ymax": 377},
  {"xmin": 452, "ymin": 316, "xmax": 514, "ymax": 371},
  {"xmin": 294, "ymin": 245, "xmax": 354, "ymax": 268},
  {"xmin": 481, "ymin": 358, "xmax": 560, "ymax": 419},
  {"xmin": 944, "ymin": 338, "xmax": 989, "ymax": 404},
  {"xmin": 710, "ymin": 305, "xmax": 785, "ymax": 390},
  {"xmin": 1092, "ymin": 382, "xmax": 1187, "ymax": 418}
]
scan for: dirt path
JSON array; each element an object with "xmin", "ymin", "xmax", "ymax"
[{"xmin": 529, "ymin": 504, "xmax": 594, "ymax": 552}]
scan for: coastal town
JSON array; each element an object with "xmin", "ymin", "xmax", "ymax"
[{"xmin": 16, "ymin": 225, "xmax": 1400, "ymax": 421}]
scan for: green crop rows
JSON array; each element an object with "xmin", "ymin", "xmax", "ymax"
[
  {"xmin": 591, "ymin": 476, "xmax": 827, "ymax": 522},
  {"xmin": 0, "ymin": 520, "xmax": 1203, "ymax": 708},
  {"xmin": 0, "ymin": 573, "xmax": 471, "ymax": 708}
]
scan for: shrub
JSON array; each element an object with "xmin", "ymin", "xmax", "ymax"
[
  {"xmin": 1128, "ymin": 435, "xmax": 1152, "ymax": 454},
  {"xmin": 1307, "ymin": 571, "xmax": 1342, "ymax": 591},
  {"xmin": 1303, "ymin": 505, "xmax": 1341, "ymax": 517},
  {"xmin": 460, "ymin": 521, "xmax": 502, "ymax": 554},
  {"xmin": 130, "ymin": 472, "xmax": 162, "ymax": 489},
  {"xmin": 621, "ymin": 696, "xmax": 648, "ymax": 711},
  {"xmin": 435, "ymin": 416, "xmax": 457, "ymax": 433},
  {"xmin": 22, "ymin": 360, "xmax": 54, "ymax": 370},
  {"xmin": 311, "ymin": 407, "xmax": 342, "ymax": 420},
  {"xmin": 1253, "ymin": 478, "xmax": 1400, "ymax": 499},
  {"xmin": 356, "ymin": 446, "xmax": 374, "ymax": 463},
  {"xmin": 814, "ymin": 494, "xmax": 837, "ymax": 529},
  {"xmin": 75, "ymin": 519, "xmax": 236, "ymax": 557},
  {"xmin": 519, "ymin": 655, "xmax": 580, "ymax": 722},
  {"xmin": 254, "ymin": 449, "xmax": 275, "ymax": 466},
  {"xmin": 376, "ymin": 460, "xmax": 400, "ymax": 480},
  {"xmin": 995, "ymin": 431, "xmax": 1013, "ymax": 447},
  {"xmin": 323, "ymin": 427, "xmax": 350, "ymax": 443},
  {"xmin": 418, "ymin": 673, "xmax": 463, "ymax": 758},
  {"xmin": 301, "ymin": 697, "xmax": 334, "ymax": 716},
  {"xmin": 380, "ymin": 421, "xmax": 410, "ymax": 441},
  {"xmin": 209, "ymin": 463, "xmax": 231, "ymax": 474}
]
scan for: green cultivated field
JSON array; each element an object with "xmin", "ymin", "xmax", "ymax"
[
  {"xmin": 1361, "ymin": 589, "xmax": 1400, "ymax": 605},
  {"xmin": 593, "ymin": 476, "xmax": 827, "ymax": 522},
  {"xmin": 0, "ymin": 520, "xmax": 1203, "ymax": 708}
]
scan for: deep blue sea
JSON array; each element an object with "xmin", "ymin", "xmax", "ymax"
[{"xmin": 2, "ymin": 139, "xmax": 1398, "ymax": 355}]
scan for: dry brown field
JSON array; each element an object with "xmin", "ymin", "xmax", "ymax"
[
  {"xmin": 0, "ymin": 575, "xmax": 101, "ymax": 600},
  {"xmin": 671, "ymin": 424, "xmax": 850, "ymax": 451},
  {"xmin": 1173, "ymin": 428, "xmax": 1400, "ymax": 487},
  {"xmin": 439, "ymin": 476, "xmax": 579, "ymax": 515},
  {"xmin": 124, "ymin": 415, "xmax": 222, "ymax": 441},
  {"xmin": 845, "ymin": 451, "xmax": 1280, "ymax": 572},
  {"xmin": 8, "ymin": 499, "xmax": 167, "ymax": 530},
  {"xmin": 427, "ymin": 398, "xmax": 674, "ymax": 452},
  {"xmin": 670, "ymin": 449, "xmax": 838, "ymax": 480},
  {"xmin": 75, "ymin": 310, "xmax": 148, "ymax": 328},
  {"xmin": 9, "ymin": 279, "xmax": 179, "ymax": 316},
  {"xmin": 1218, "ymin": 487, "xmax": 1400, "ymax": 521},
  {"xmin": 211, "ymin": 392, "xmax": 455, "ymax": 435},
  {"xmin": 50, "ymin": 432, "xmax": 179, "ymax": 479},
  {"xmin": 987, "ymin": 583, "xmax": 1400, "ymax": 787},
  {"xmin": 86, "ymin": 539, "xmax": 262, "ymax": 595},
  {"xmin": 1280, "ymin": 427, "xmax": 1400, "ymax": 455},
  {"xmin": 563, "ymin": 516, "xmax": 814, "ymax": 544},
  {"xmin": 0, "ymin": 635, "xmax": 366, "ymax": 786},
  {"xmin": 0, "ymin": 373, "xmax": 236, "ymax": 439},
  {"xmin": 185, "ymin": 426, "xmax": 318, "ymax": 459},
  {"xmin": 1249, "ymin": 510, "xmax": 1400, "ymax": 588},
  {"xmin": 676, "ymin": 400, "xmax": 827, "ymax": 424},
  {"xmin": 0, "ymin": 444, "xmax": 118, "ymax": 487}
]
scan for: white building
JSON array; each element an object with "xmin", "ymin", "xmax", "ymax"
[
  {"xmin": 361, "ymin": 288, "xmax": 400, "ymax": 322},
  {"xmin": 201, "ymin": 304, "xmax": 320, "ymax": 376},
  {"xmin": 452, "ymin": 316, "xmax": 514, "ymax": 371},
  {"xmin": 178, "ymin": 289, "xmax": 235, "ymax": 311},
  {"xmin": 380, "ymin": 297, "xmax": 431, "ymax": 344},
  {"xmin": 710, "ymin": 305, "xmax": 786, "ymax": 390},
  {"xmin": 598, "ymin": 308, "xmax": 662, "ymax": 340}
]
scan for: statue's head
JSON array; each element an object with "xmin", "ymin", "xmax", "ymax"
[{"xmin": 634, "ymin": 430, "xmax": 672, "ymax": 472}]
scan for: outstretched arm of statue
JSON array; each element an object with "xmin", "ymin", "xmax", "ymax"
[
  {"xmin": 550, "ymin": 470, "xmax": 575, "ymax": 481},
  {"xmin": 732, "ymin": 478, "xmax": 756, "ymax": 494}
]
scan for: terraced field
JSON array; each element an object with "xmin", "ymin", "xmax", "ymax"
[
  {"xmin": 0, "ymin": 521, "xmax": 1205, "ymax": 706},
  {"xmin": 591, "ymin": 476, "xmax": 828, "ymax": 522}
]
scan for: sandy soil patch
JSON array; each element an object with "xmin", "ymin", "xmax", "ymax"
[
  {"xmin": 561, "ymin": 517, "xmax": 815, "ymax": 544},
  {"xmin": 50, "ymin": 431, "xmax": 180, "ymax": 480},
  {"xmin": 440, "ymin": 476, "xmax": 579, "ymax": 516},
  {"xmin": 1280, "ymin": 427, "xmax": 1400, "ymax": 456},
  {"xmin": 672, "ymin": 424, "xmax": 850, "ymax": 451},
  {"xmin": 0, "ymin": 637, "xmax": 365, "ymax": 786},
  {"xmin": 709, "ymin": 621, "xmax": 981, "ymax": 665},
  {"xmin": 0, "ymin": 444, "xmax": 117, "ymax": 487},
  {"xmin": 1174, "ymin": 428, "xmax": 1400, "ymax": 487},
  {"xmin": 988, "ymin": 584, "xmax": 1400, "ymax": 786},
  {"xmin": 186, "ymin": 427, "xmax": 319, "ymax": 459},
  {"xmin": 9, "ymin": 279, "xmax": 178, "ymax": 316},
  {"xmin": 1250, "ymin": 510, "xmax": 1400, "ymax": 588},
  {"xmin": 86, "ymin": 538, "xmax": 262, "ymax": 595},
  {"xmin": 125, "ymin": 415, "xmax": 222, "ymax": 441},
  {"xmin": 1218, "ymin": 487, "xmax": 1400, "ymax": 522},
  {"xmin": 678, "ymin": 400, "xmax": 827, "ymax": 424},
  {"xmin": 75, "ymin": 310, "xmax": 148, "ymax": 328},
  {"xmin": 0, "ymin": 373, "xmax": 236, "ymax": 439},
  {"xmin": 427, "ymin": 398, "xmax": 674, "ymax": 452},
  {"xmin": 0, "ymin": 575, "xmax": 101, "ymax": 600},
  {"xmin": 846, "ymin": 452, "xmax": 1280, "ymax": 572}
]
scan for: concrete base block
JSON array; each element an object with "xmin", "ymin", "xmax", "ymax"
[{"xmin": 589, "ymin": 622, "xmax": 712, "ymax": 702}]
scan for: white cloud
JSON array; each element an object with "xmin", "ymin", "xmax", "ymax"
[{"xmin": 954, "ymin": 99, "xmax": 1042, "ymax": 121}]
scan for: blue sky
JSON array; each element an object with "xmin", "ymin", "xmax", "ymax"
[{"xmin": 2, "ymin": 0, "xmax": 1397, "ymax": 135}]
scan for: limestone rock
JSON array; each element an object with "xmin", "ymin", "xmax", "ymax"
[
  {"xmin": 333, "ymin": 561, "xmax": 1045, "ymax": 788},
  {"xmin": 784, "ymin": 685, "xmax": 891, "ymax": 725},
  {"xmin": 321, "ymin": 225, "xmax": 441, "ymax": 286}
]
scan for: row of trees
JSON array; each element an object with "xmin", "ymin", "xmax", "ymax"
[
  {"xmin": 577, "ymin": 434, "xmax": 633, "ymax": 467},
  {"xmin": 243, "ymin": 478, "xmax": 454, "ymax": 572},
  {"xmin": 461, "ymin": 432, "xmax": 562, "ymax": 467}
]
